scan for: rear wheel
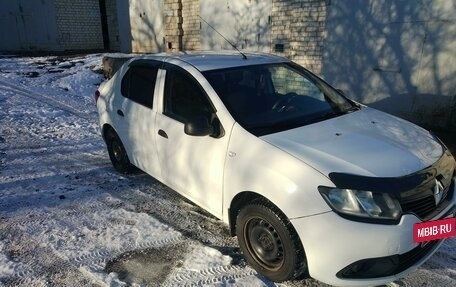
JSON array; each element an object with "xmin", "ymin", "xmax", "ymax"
[
  {"xmin": 236, "ymin": 203, "xmax": 307, "ymax": 282},
  {"xmin": 105, "ymin": 129, "xmax": 132, "ymax": 173}
]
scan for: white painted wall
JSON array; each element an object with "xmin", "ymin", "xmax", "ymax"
[
  {"xmin": 117, "ymin": 0, "xmax": 165, "ymax": 53},
  {"xmin": 323, "ymin": 0, "xmax": 456, "ymax": 130},
  {"xmin": 200, "ymin": 0, "xmax": 272, "ymax": 52}
]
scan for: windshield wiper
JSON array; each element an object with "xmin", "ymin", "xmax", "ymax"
[
  {"xmin": 312, "ymin": 110, "xmax": 347, "ymax": 121},
  {"xmin": 247, "ymin": 119, "xmax": 291, "ymax": 131}
]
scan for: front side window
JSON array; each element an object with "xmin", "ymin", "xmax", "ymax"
[
  {"xmin": 121, "ymin": 64, "xmax": 158, "ymax": 108},
  {"xmin": 164, "ymin": 66, "xmax": 215, "ymax": 122},
  {"xmin": 203, "ymin": 63, "xmax": 358, "ymax": 136}
]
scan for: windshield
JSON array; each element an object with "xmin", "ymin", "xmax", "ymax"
[{"xmin": 203, "ymin": 62, "xmax": 359, "ymax": 136}]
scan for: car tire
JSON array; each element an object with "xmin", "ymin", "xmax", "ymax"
[
  {"xmin": 106, "ymin": 129, "xmax": 132, "ymax": 173},
  {"xmin": 236, "ymin": 202, "xmax": 307, "ymax": 282}
]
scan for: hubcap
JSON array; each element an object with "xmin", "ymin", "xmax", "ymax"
[{"xmin": 245, "ymin": 218, "xmax": 284, "ymax": 270}]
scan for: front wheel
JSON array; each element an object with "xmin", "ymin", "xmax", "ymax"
[{"xmin": 236, "ymin": 203, "xmax": 307, "ymax": 282}]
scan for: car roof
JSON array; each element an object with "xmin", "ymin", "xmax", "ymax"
[{"xmin": 131, "ymin": 51, "xmax": 290, "ymax": 72}]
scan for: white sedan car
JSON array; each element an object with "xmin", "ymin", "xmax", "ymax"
[{"xmin": 95, "ymin": 52, "xmax": 455, "ymax": 286}]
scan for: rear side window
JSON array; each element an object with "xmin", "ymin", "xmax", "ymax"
[{"xmin": 120, "ymin": 64, "xmax": 158, "ymax": 108}]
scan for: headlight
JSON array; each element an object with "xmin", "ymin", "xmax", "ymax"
[{"xmin": 319, "ymin": 187, "xmax": 402, "ymax": 223}]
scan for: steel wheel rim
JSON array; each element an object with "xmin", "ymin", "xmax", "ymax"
[
  {"xmin": 111, "ymin": 140, "xmax": 123, "ymax": 162},
  {"xmin": 244, "ymin": 217, "xmax": 284, "ymax": 271}
]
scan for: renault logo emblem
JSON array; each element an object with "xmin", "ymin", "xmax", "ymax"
[{"xmin": 434, "ymin": 179, "xmax": 444, "ymax": 205}]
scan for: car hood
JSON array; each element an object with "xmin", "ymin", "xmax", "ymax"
[{"xmin": 261, "ymin": 107, "xmax": 444, "ymax": 178}]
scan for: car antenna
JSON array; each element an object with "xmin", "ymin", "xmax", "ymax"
[{"xmin": 198, "ymin": 15, "xmax": 247, "ymax": 60}]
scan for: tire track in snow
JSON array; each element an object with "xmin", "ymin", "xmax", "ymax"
[
  {"xmin": 122, "ymin": 186, "xmax": 239, "ymax": 249},
  {"xmin": 2, "ymin": 140, "xmax": 102, "ymax": 157},
  {"xmin": 0, "ymin": 76, "xmax": 92, "ymax": 120},
  {"xmin": 0, "ymin": 193, "xmax": 187, "ymax": 285},
  {"xmin": 0, "ymin": 196, "xmax": 132, "ymax": 233},
  {"xmin": 0, "ymin": 236, "xmax": 96, "ymax": 286},
  {"xmin": 1, "ymin": 276, "xmax": 47, "ymax": 287},
  {"xmin": 0, "ymin": 186, "xmax": 109, "ymax": 216},
  {"xmin": 165, "ymin": 265, "xmax": 258, "ymax": 287}
]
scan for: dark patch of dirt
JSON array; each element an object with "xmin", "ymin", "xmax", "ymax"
[
  {"xmin": 23, "ymin": 71, "xmax": 40, "ymax": 78},
  {"xmin": 47, "ymin": 69, "xmax": 65, "ymax": 73},
  {"xmin": 105, "ymin": 242, "xmax": 188, "ymax": 286}
]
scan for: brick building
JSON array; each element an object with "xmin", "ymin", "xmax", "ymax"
[
  {"xmin": 160, "ymin": 0, "xmax": 327, "ymax": 74},
  {"xmin": 1, "ymin": 0, "xmax": 454, "ymax": 130},
  {"xmin": 198, "ymin": 0, "xmax": 327, "ymax": 74},
  {"xmin": 0, "ymin": 0, "xmax": 326, "ymax": 73}
]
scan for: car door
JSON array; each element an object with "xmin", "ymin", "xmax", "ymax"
[
  {"xmin": 113, "ymin": 60, "xmax": 161, "ymax": 177},
  {"xmin": 154, "ymin": 63, "xmax": 229, "ymax": 218}
]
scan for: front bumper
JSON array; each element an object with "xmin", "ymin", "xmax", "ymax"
[{"xmin": 291, "ymin": 184, "xmax": 456, "ymax": 287}]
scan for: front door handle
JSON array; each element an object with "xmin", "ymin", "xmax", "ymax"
[
  {"xmin": 117, "ymin": 109, "xmax": 124, "ymax": 117},
  {"xmin": 158, "ymin": 129, "xmax": 168, "ymax": 139}
]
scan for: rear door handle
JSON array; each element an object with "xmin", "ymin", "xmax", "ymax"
[
  {"xmin": 117, "ymin": 109, "xmax": 124, "ymax": 117},
  {"xmin": 158, "ymin": 129, "xmax": 168, "ymax": 139}
]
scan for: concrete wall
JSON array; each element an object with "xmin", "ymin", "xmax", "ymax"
[
  {"xmin": 323, "ymin": 0, "xmax": 456, "ymax": 130},
  {"xmin": 116, "ymin": 0, "xmax": 132, "ymax": 52},
  {"xmin": 131, "ymin": 0, "xmax": 165, "ymax": 52},
  {"xmin": 106, "ymin": 0, "xmax": 121, "ymax": 51},
  {"xmin": 200, "ymin": 0, "xmax": 272, "ymax": 52},
  {"xmin": 0, "ymin": 0, "xmax": 59, "ymax": 51}
]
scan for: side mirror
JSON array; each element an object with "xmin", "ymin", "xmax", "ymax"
[{"xmin": 184, "ymin": 116, "xmax": 213, "ymax": 136}]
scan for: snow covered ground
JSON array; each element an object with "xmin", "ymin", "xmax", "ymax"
[{"xmin": 0, "ymin": 54, "xmax": 455, "ymax": 287}]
